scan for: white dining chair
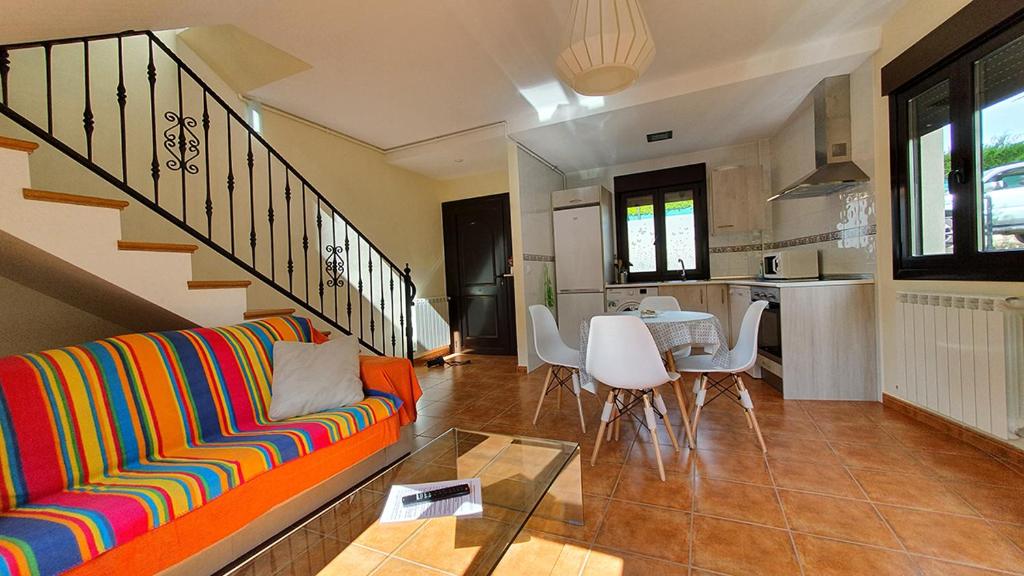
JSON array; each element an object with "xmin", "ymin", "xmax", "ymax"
[
  {"xmin": 640, "ymin": 295, "xmax": 692, "ymax": 360},
  {"xmin": 677, "ymin": 300, "xmax": 770, "ymax": 453},
  {"xmin": 529, "ymin": 305, "xmax": 589, "ymax": 433},
  {"xmin": 639, "ymin": 295, "xmax": 681, "ymax": 311},
  {"xmin": 586, "ymin": 315, "xmax": 686, "ymax": 481}
]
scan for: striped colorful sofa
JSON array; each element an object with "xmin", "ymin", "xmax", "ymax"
[{"xmin": 0, "ymin": 316, "xmax": 421, "ymax": 576}]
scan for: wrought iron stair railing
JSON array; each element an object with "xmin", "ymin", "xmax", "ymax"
[{"xmin": 0, "ymin": 30, "xmax": 415, "ymax": 359}]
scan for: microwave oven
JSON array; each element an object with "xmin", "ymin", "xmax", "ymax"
[{"xmin": 762, "ymin": 250, "xmax": 819, "ymax": 280}]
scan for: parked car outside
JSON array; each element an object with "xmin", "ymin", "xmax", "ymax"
[
  {"xmin": 983, "ymin": 162, "xmax": 1024, "ymax": 243},
  {"xmin": 944, "ymin": 161, "xmax": 1024, "ymax": 249}
]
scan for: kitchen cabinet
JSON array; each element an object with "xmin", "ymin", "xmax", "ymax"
[
  {"xmin": 710, "ymin": 165, "xmax": 764, "ymax": 234},
  {"xmin": 661, "ymin": 285, "xmax": 707, "ymax": 312},
  {"xmin": 727, "ymin": 284, "xmax": 751, "ymax": 347},
  {"xmin": 779, "ymin": 284, "xmax": 877, "ymax": 400},
  {"xmin": 706, "ymin": 284, "xmax": 730, "ymax": 343}
]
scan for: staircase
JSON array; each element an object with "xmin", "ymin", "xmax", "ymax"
[
  {"xmin": 0, "ymin": 137, "xmax": 288, "ymax": 328},
  {"xmin": 0, "ymin": 31, "xmax": 414, "ymax": 358}
]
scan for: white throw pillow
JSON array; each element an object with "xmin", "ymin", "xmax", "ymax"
[{"xmin": 268, "ymin": 335, "xmax": 364, "ymax": 421}]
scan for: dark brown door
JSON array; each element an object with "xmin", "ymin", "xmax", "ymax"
[{"xmin": 442, "ymin": 194, "xmax": 516, "ymax": 355}]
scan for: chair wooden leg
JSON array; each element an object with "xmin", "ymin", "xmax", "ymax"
[
  {"xmin": 732, "ymin": 375, "xmax": 753, "ymax": 429},
  {"xmin": 533, "ymin": 366, "xmax": 553, "ymax": 426},
  {"xmin": 575, "ymin": 380, "xmax": 587, "ymax": 434},
  {"xmin": 691, "ymin": 374, "xmax": 709, "ymax": 436},
  {"xmin": 642, "ymin": 394, "xmax": 666, "ymax": 481},
  {"xmin": 606, "ymin": 391, "xmax": 617, "ymax": 442},
  {"xmin": 591, "ymin": 390, "xmax": 616, "ymax": 466},
  {"xmin": 613, "ymin": 391, "xmax": 621, "ymax": 441},
  {"xmin": 653, "ymin": 388, "xmax": 681, "ymax": 453},
  {"xmin": 671, "ymin": 380, "xmax": 696, "ymax": 449},
  {"xmin": 665, "ymin": 350, "xmax": 677, "ymax": 372},
  {"xmin": 735, "ymin": 375, "xmax": 767, "ymax": 454}
]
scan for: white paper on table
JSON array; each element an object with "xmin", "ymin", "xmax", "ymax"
[{"xmin": 379, "ymin": 478, "xmax": 483, "ymax": 524}]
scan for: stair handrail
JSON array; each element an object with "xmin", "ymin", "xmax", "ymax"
[{"xmin": 0, "ymin": 30, "xmax": 416, "ymax": 359}]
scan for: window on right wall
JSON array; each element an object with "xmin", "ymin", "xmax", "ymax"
[{"xmin": 891, "ymin": 18, "xmax": 1024, "ymax": 280}]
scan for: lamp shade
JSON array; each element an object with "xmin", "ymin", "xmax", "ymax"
[{"xmin": 556, "ymin": 0, "xmax": 656, "ymax": 96}]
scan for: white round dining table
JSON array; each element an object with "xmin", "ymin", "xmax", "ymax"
[
  {"xmin": 620, "ymin": 310, "xmax": 714, "ymax": 323},
  {"xmin": 577, "ymin": 310, "xmax": 730, "ymax": 390}
]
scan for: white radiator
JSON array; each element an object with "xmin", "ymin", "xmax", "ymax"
[
  {"xmin": 894, "ymin": 292, "xmax": 1024, "ymax": 440},
  {"xmin": 413, "ymin": 297, "xmax": 451, "ymax": 357}
]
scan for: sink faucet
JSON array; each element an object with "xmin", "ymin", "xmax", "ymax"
[{"xmin": 678, "ymin": 258, "xmax": 687, "ymax": 280}]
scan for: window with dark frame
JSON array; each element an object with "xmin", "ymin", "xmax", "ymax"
[
  {"xmin": 889, "ymin": 9, "xmax": 1024, "ymax": 281},
  {"xmin": 614, "ymin": 164, "xmax": 710, "ymax": 282}
]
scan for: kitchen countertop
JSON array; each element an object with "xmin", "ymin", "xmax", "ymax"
[{"xmin": 605, "ymin": 276, "xmax": 875, "ymax": 289}]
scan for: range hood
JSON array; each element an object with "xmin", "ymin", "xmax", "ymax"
[{"xmin": 768, "ymin": 75, "xmax": 869, "ymax": 201}]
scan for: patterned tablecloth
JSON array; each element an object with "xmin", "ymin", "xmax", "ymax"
[{"xmin": 578, "ymin": 311, "xmax": 730, "ymax": 390}]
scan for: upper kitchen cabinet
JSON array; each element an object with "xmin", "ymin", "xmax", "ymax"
[{"xmin": 710, "ymin": 165, "xmax": 764, "ymax": 234}]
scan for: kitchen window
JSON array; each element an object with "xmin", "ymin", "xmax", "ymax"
[
  {"xmin": 614, "ymin": 164, "xmax": 710, "ymax": 282},
  {"xmin": 890, "ymin": 13, "xmax": 1024, "ymax": 280}
]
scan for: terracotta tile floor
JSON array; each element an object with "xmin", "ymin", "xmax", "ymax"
[{"xmin": 411, "ymin": 355, "xmax": 1024, "ymax": 576}]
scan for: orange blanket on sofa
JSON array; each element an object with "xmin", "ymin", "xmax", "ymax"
[{"xmin": 0, "ymin": 317, "xmax": 420, "ymax": 576}]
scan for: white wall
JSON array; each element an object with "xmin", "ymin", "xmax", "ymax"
[
  {"xmin": 872, "ymin": 0, "xmax": 1024, "ymax": 406},
  {"xmin": 562, "ymin": 56, "xmax": 880, "ymax": 282},
  {"xmin": 566, "ymin": 141, "xmax": 770, "ymax": 277},
  {"xmin": 509, "ymin": 142, "xmax": 563, "ymax": 371}
]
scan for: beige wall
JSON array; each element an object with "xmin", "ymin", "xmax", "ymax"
[
  {"xmin": 0, "ymin": 275, "xmax": 131, "ymax": 356},
  {"xmin": 436, "ymin": 169, "xmax": 508, "ymax": 203},
  {"xmin": 257, "ymin": 107, "xmax": 447, "ymax": 298},
  {"xmin": 872, "ymin": 0, "xmax": 1024, "ymax": 402}
]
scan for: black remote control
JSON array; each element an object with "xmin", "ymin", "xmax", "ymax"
[{"xmin": 401, "ymin": 483, "xmax": 471, "ymax": 506}]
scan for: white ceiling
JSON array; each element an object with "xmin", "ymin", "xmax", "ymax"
[
  {"xmin": 514, "ymin": 52, "xmax": 873, "ymax": 173},
  {"xmin": 0, "ymin": 0, "xmax": 904, "ymax": 179}
]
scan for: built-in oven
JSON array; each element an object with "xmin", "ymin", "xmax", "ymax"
[{"xmin": 751, "ymin": 286, "xmax": 782, "ymax": 390}]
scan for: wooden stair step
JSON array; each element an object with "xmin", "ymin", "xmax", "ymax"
[
  {"xmin": 118, "ymin": 241, "xmax": 199, "ymax": 254},
  {"xmin": 24, "ymin": 188, "xmax": 129, "ymax": 210},
  {"xmin": 244, "ymin": 308, "xmax": 296, "ymax": 320},
  {"xmin": 187, "ymin": 280, "xmax": 252, "ymax": 290},
  {"xmin": 0, "ymin": 136, "xmax": 39, "ymax": 154}
]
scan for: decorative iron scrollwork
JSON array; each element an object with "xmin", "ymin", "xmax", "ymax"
[
  {"xmin": 326, "ymin": 245, "xmax": 346, "ymax": 288},
  {"xmin": 163, "ymin": 111, "xmax": 200, "ymax": 174}
]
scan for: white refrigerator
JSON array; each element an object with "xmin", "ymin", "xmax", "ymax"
[{"xmin": 552, "ymin": 186, "xmax": 614, "ymax": 346}]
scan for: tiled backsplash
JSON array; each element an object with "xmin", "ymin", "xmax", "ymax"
[{"xmin": 709, "ymin": 185, "xmax": 876, "ymax": 277}]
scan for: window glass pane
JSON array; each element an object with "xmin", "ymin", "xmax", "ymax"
[
  {"xmin": 976, "ymin": 33, "xmax": 1024, "ymax": 252},
  {"xmin": 664, "ymin": 189, "xmax": 696, "ymax": 270},
  {"xmin": 908, "ymin": 80, "xmax": 953, "ymax": 255},
  {"xmin": 625, "ymin": 194, "xmax": 656, "ymax": 272}
]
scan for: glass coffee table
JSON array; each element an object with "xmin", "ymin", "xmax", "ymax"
[{"xmin": 225, "ymin": 428, "xmax": 582, "ymax": 576}]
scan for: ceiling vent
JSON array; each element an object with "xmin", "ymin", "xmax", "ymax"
[{"xmin": 646, "ymin": 130, "xmax": 673, "ymax": 143}]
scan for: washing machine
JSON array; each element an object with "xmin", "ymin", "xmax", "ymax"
[{"xmin": 605, "ymin": 286, "xmax": 659, "ymax": 312}]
